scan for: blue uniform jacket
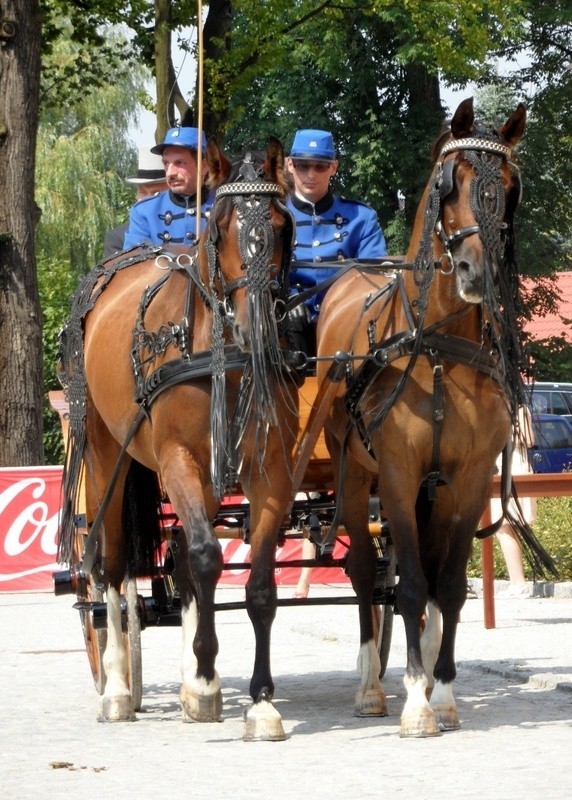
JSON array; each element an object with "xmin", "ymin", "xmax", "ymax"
[
  {"xmin": 286, "ymin": 190, "xmax": 387, "ymax": 318},
  {"xmin": 123, "ymin": 188, "xmax": 213, "ymax": 250}
]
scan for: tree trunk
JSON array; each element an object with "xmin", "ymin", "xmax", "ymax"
[
  {"xmin": 0, "ymin": 1, "xmax": 44, "ymax": 465},
  {"xmin": 404, "ymin": 63, "xmax": 445, "ymax": 225},
  {"xmin": 201, "ymin": 0, "xmax": 233, "ymax": 140}
]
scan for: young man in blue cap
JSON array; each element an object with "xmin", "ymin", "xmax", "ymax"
[
  {"xmin": 286, "ymin": 128, "xmax": 387, "ymax": 355},
  {"xmin": 123, "ymin": 127, "xmax": 212, "ymax": 250},
  {"xmin": 286, "ymin": 129, "xmax": 387, "ymax": 600}
]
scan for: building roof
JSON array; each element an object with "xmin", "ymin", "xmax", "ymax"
[{"xmin": 522, "ymin": 271, "xmax": 572, "ymax": 343}]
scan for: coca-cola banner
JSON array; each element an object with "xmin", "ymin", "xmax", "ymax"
[
  {"xmin": 0, "ymin": 467, "xmax": 62, "ymax": 592},
  {"xmin": 0, "ymin": 467, "xmax": 350, "ymax": 593}
]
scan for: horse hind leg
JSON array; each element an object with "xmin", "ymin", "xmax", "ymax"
[
  {"xmin": 98, "ymin": 584, "xmax": 135, "ymax": 721},
  {"xmin": 163, "ymin": 481, "xmax": 223, "ymax": 724},
  {"xmin": 334, "ymin": 454, "xmax": 387, "ymax": 718}
]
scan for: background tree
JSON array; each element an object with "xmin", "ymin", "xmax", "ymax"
[
  {"xmin": 0, "ymin": 1, "xmax": 44, "ymax": 466},
  {"xmin": 36, "ymin": 27, "xmax": 149, "ymax": 463}
]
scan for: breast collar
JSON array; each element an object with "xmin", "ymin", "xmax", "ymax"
[{"xmin": 290, "ymin": 190, "xmax": 335, "ymax": 216}]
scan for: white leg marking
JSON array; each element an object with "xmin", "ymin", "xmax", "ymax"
[
  {"xmin": 179, "ymin": 599, "xmax": 222, "ymax": 723},
  {"xmin": 354, "ymin": 641, "xmax": 387, "ymax": 716},
  {"xmin": 421, "ymin": 600, "xmax": 442, "ymax": 690},
  {"xmin": 99, "ymin": 585, "xmax": 134, "ymax": 721},
  {"xmin": 430, "ymin": 679, "xmax": 460, "ymax": 731},
  {"xmin": 400, "ymin": 672, "xmax": 441, "ymax": 737}
]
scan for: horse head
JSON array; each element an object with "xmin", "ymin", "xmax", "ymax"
[
  {"xmin": 203, "ymin": 137, "xmax": 293, "ymax": 353},
  {"xmin": 430, "ymin": 97, "xmax": 526, "ymax": 303}
]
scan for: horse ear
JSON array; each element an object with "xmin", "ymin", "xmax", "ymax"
[
  {"xmin": 499, "ymin": 103, "xmax": 526, "ymax": 147},
  {"xmin": 451, "ymin": 97, "xmax": 475, "ymax": 138},
  {"xmin": 205, "ymin": 137, "xmax": 231, "ymax": 186}
]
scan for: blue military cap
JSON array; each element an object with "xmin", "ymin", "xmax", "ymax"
[
  {"xmin": 151, "ymin": 127, "xmax": 207, "ymax": 155},
  {"xmin": 289, "ymin": 129, "xmax": 336, "ymax": 161}
]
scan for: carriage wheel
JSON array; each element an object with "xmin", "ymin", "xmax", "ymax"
[
  {"xmin": 124, "ymin": 577, "xmax": 143, "ymax": 711},
  {"xmin": 374, "ymin": 537, "xmax": 397, "ymax": 679}
]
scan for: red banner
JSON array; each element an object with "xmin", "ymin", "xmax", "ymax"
[
  {"xmin": 0, "ymin": 467, "xmax": 349, "ymax": 592},
  {"xmin": 0, "ymin": 467, "xmax": 62, "ymax": 592}
]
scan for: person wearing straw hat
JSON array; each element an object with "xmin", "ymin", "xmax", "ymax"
[
  {"xmin": 103, "ymin": 148, "xmax": 167, "ymax": 259},
  {"xmin": 122, "ymin": 126, "xmax": 212, "ymax": 251}
]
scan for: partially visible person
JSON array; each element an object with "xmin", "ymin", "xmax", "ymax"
[
  {"xmin": 287, "ymin": 128, "xmax": 388, "ymax": 599},
  {"xmin": 122, "ymin": 126, "xmax": 211, "ymax": 251},
  {"xmin": 103, "ymin": 148, "xmax": 167, "ymax": 259},
  {"xmin": 285, "ymin": 128, "xmax": 387, "ymax": 357},
  {"xmin": 493, "ymin": 405, "xmax": 537, "ymax": 599}
]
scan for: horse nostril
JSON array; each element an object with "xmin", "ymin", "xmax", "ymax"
[{"xmin": 457, "ymin": 260, "xmax": 471, "ymax": 273}]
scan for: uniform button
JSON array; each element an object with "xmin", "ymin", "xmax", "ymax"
[
  {"xmin": 185, "ymin": 232, "xmax": 195, "ymax": 240},
  {"xmin": 315, "ymin": 256, "xmax": 322, "ymax": 263},
  {"xmin": 334, "ymin": 232, "xmax": 342, "ymax": 241},
  {"xmin": 312, "ymin": 240, "xmax": 320, "ymax": 247},
  {"xmin": 334, "ymin": 214, "xmax": 343, "ymax": 226},
  {"xmin": 315, "ymin": 216, "xmax": 322, "ymax": 223},
  {"xmin": 164, "ymin": 212, "xmax": 173, "ymax": 224},
  {"xmin": 187, "ymin": 208, "xmax": 196, "ymax": 216},
  {"xmin": 163, "ymin": 232, "xmax": 171, "ymax": 241}
]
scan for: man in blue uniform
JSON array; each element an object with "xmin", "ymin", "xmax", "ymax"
[
  {"xmin": 123, "ymin": 127, "xmax": 212, "ymax": 250},
  {"xmin": 286, "ymin": 128, "xmax": 387, "ymax": 341},
  {"xmin": 286, "ymin": 129, "xmax": 387, "ymax": 600}
]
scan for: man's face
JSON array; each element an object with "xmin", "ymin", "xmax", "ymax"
[
  {"xmin": 163, "ymin": 146, "xmax": 205, "ymax": 196},
  {"xmin": 286, "ymin": 157, "xmax": 337, "ymax": 204}
]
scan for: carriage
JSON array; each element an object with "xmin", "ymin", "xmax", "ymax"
[{"xmin": 52, "ymin": 99, "xmax": 555, "ymax": 739}]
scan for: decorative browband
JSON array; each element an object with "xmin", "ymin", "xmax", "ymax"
[
  {"xmin": 215, "ymin": 181, "xmax": 284, "ymax": 198},
  {"xmin": 440, "ymin": 138, "xmax": 512, "ymax": 158}
]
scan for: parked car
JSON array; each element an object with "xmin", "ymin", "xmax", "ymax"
[
  {"xmin": 528, "ymin": 413, "xmax": 572, "ymax": 473},
  {"xmin": 526, "ymin": 381, "xmax": 572, "ymax": 420}
]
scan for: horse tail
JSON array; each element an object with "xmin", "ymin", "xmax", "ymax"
[
  {"xmin": 56, "ymin": 408, "xmax": 87, "ymax": 566},
  {"xmin": 122, "ymin": 459, "xmax": 164, "ymax": 578}
]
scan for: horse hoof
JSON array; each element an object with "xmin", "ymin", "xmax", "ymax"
[
  {"xmin": 399, "ymin": 708, "xmax": 442, "ymax": 738},
  {"xmin": 98, "ymin": 694, "xmax": 135, "ymax": 722},
  {"xmin": 243, "ymin": 700, "xmax": 286, "ymax": 741},
  {"xmin": 433, "ymin": 704, "xmax": 461, "ymax": 731},
  {"xmin": 180, "ymin": 685, "xmax": 223, "ymax": 722},
  {"xmin": 355, "ymin": 689, "xmax": 388, "ymax": 717}
]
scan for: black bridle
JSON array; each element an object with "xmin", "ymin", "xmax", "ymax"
[
  {"xmin": 204, "ymin": 154, "xmax": 293, "ymax": 320},
  {"xmin": 204, "ymin": 153, "xmax": 295, "ymax": 498},
  {"xmin": 432, "ymin": 136, "xmax": 521, "ymax": 271}
]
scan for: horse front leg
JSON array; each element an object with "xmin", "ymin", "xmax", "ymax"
[
  {"xmin": 382, "ymin": 502, "xmax": 441, "ymax": 738},
  {"xmin": 241, "ymin": 465, "xmax": 292, "ymax": 741},
  {"xmin": 428, "ymin": 520, "xmax": 476, "ymax": 731},
  {"xmin": 177, "ymin": 505, "xmax": 224, "ymax": 723},
  {"xmin": 162, "ymin": 456, "xmax": 224, "ymax": 724}
]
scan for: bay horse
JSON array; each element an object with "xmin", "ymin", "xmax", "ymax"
[
  {"xmin": 316, "ymin": 98, "xmax": 554, "ymax": 737},
  {"xmin": 57, "ymin": 138, "xmax": 299, "ymax": 740}
]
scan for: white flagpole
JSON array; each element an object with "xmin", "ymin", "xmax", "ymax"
[{"xmin": 195, "ymin": 0, "xmax": 204, "ymax": 242}]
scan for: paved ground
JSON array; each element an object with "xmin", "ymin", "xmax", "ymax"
[{"xmin": 1, "ymin": 584, "xmax": 571, "ymax": 800}]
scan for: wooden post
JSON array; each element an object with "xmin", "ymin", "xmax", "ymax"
[{"xmin": 480, "ymin": 503, "xmax": 496, "ymax": 629}]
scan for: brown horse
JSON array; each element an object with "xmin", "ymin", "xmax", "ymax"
[
  {"xmin": 57, "ymin": 138, "xmax": 298, "ymax": 740},
  {"xmin": 316, "ymin": 98, "xmax": 553, "ymax": 737}
]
